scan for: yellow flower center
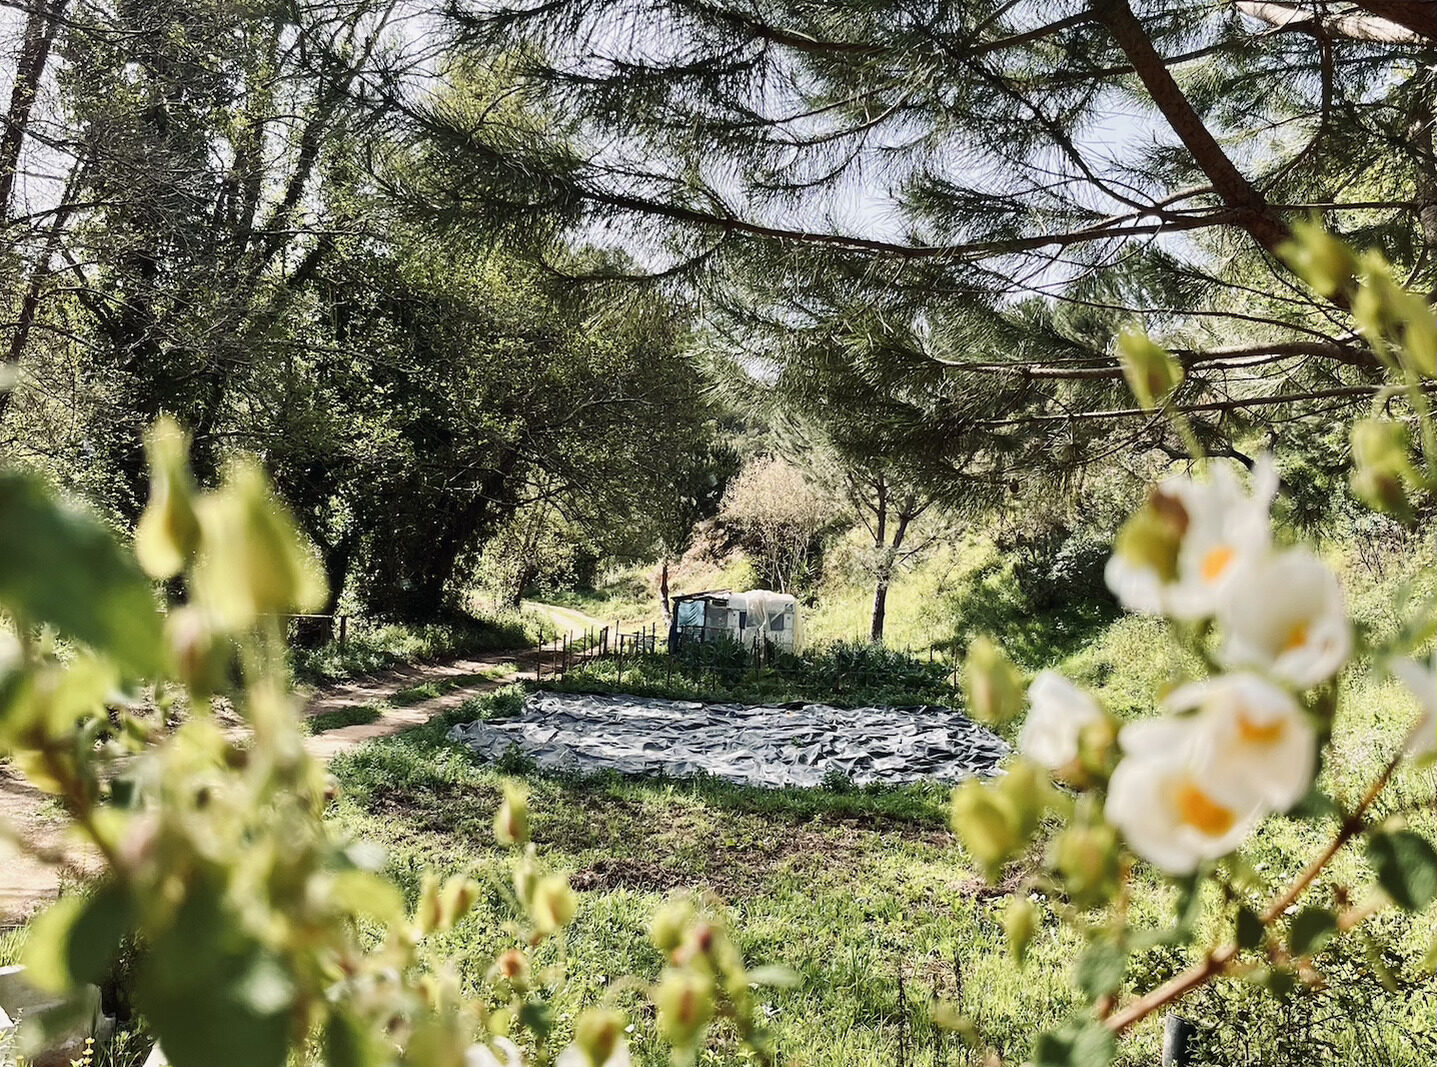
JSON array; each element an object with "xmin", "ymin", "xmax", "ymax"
[
  {"xmin": 1281, "ymin": 622, "xmax": 1310, "ymax": 653},
  {"xmin": 1237, "ymin": 711, "xmax": 1286, "ymax": 745},
  {"xmin": 1175, "ymin": 780, "xmax": 1237, "ymax": 837},
  {"xmin": 1201, "ymin": 544, "xmax": 1236, "ymax": 583}
]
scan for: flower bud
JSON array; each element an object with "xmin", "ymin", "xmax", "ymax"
[
  {"xmin": 654, "ymin": 969, "xmax": 715, "ymax": 1048},
  {"xmin": 512, "ymin": 848, "xmax": 538, "ymax": 907},
  {"xmin": 573, "ymin": 1008, "xmax": 626, "ymax": 1067},
  {"xmin": 1075, "ymin": 714, "xmax": 1119, "ymax": 783},
  {"xmin": 1279, "ymin": 220, "xmax": 1359, "ymax": 299},
  {"xmin": 490, "ymin": 949, "xmax": 531, "ymax": 992},
  {"xmin": 1112, "ymin": 489, "xmax": 1187, "ymax": 582},
  {"xmin": 531, "ymin": 873, "xmax": 577, "ymax": 935},
  {"xmin": 1352, "ymin": 255, "xmax": 1436, "ymax": 378},
  {"xmin": 950, "ymin": 780, "xmax": 1021, "ymax": 881},
  {"xmin": 493, "ymin": 782, "xmax": 530, "ymax": 847},
  {"xmin": 438, "ymin": 876, "xmax": 480, "ymax": 929},
  {"xmin": 1050, "ymin": 822, "xmax": 1121, "ymax": 909},
  {"xmin": 1350, "ymin": 419, "xmax": 1420, "ymax": 518},
  {"xmin": 1117, "ymin": 328, "xmax": 1183, "ymax": 409},
  {"xmin": 165, "ymin": 605, "xmax": 229, "ymax": 698},
  {"xmin": 1004, "ymin": 896, "xmax": 1037, "ymax": 965},
  {"xmin": 134, "ymin": 417, "xmax": 201, "ymax": 579},
  {"xmin": 416, "ymin": 872, "xmax": 443, "ymax": 935},
  {"xmin": 962, "ymin": 637, "xmax": 1024, "ymax": 725},
  {"xmin": 191, "ymin": 461, "xmax": 326, "ymax": 628},
  {"xmin": 673, "ymin": 921, "xmax": 717, "ymax": 968},
  {"xmin": 649, "ymin": 899, "xmax": 696, "ymax": 955}
]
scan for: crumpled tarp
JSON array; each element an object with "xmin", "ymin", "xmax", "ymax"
[{"xmin": 446, "ymin": 690, "xmax": 1010, "ymax": 787}]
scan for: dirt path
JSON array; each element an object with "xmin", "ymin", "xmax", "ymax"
[{"xmin": 1, "ymin": 603, "xmax": 609, "ymax": 924}]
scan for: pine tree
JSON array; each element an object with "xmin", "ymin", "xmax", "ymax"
[{"xmin": 407, "ymin": 0, "xmax": 1435, "ymax": 481}]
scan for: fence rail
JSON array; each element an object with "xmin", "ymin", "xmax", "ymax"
[
  {"xmin": 537, "ymin": 620, "xmax": 966, "ymax": 700},
  {"xmin": 275, "ymin": 612, "xmax": 350, "ymax": 648}
]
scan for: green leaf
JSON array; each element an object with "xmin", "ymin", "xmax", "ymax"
[
  {"xmin": 1288, "ymin": 907, "xmax": 1338, "ymax": 957},
  {"xmin": 329, "ymin": 870, "xmax": 405, "ymax": 926},
  {"xmin": 1287, "ymin": 786, "xmax": 1341, "ymax": 821},
  {"xmin": 20, "ymin": 896, "xmax": 85, "ymax": 992},
  {"xmin": 1032, "ymin": 1017, "xmax": 1117, "ymax": 1067},
  {"xmin": 0, "ymin": 472, "xmax": 165, "ymax": 677},
  {"xmin": 519, "ymin": 998, "xmax": 554, "ymax": 1039},
  {"xmin": 136, "ymin": 886, "xmax": 292, "ymax": 1067},
  {"xmin": 1366, "ymin": 830, "xmax": 1437, "ymax": 911},
  {"xmin": 66, "ymin": 882, "xmax": 133, "ymax": 985},
  {"xmin": 12, "ymin": 881, "xmax": 129, "ymax": 992},
  {"xmin": 1236, "ymin": 906, "xmax": 1265, "ymax": 951},
  {"xmin": 1075, "ymin": 942, "xmax": 1126, "ymax": 1000},
  {"xmin": 1265, "ymin": 966, "xmax": 1297, "ymax": 1000},
  {"xmin": 323, "ymin": 1011, "xmax": 386, "ymax": 1067}
]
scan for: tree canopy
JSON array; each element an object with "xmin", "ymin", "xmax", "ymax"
[{"xmin": 406, "ymin": 0, "xmax": 1434, "ymax": 488}]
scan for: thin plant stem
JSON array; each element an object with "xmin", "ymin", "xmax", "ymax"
[{"xmin": 1103, "ymin": 744, "xmax": 1407, "ymax": 1035}]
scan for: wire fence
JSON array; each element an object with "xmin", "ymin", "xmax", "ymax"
[{"xmin": 537, "ymin": 621, "xmax": 967, "ymax": 704}]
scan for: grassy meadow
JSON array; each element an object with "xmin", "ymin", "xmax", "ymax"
[{"xmin": 320, "ymin": 527, "xmax": 1436, "ymax": 1067}]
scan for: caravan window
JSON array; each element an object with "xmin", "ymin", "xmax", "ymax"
[
  {"xmin": 676, "ymin": 600, "xmax": 705, "ymax": 629},
  {"xmin": 769, "ymin": 612, "xmax": 785, "ymax": 632}
]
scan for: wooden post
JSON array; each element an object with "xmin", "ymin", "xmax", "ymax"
[
  {"xmin": 616, "ymin": 634, "xmax": 623, "ymax": 688},
  {"xmin": 338, "ymin": 614, "xmax": 348, "ymax": 648}
]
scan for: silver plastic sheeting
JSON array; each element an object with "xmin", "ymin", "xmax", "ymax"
[{"xmin": 446, "ymin": 690, "xmax": 1010, "ymax": 787}]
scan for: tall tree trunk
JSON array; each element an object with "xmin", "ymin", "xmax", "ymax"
[
  {"xmin": 0, "ymin": 0, "xmax": 68, "ymax": 218},
  {"xmin": 321, "ymin": 532, "xmax": 357, "ymax": 616},
  {"xmin": 0, "ymin": 155, "xmax": 82, "ymax": 422},
  {"xmin": 869, "ymin": 474, "xmax": 889, "ymax": 643},
  {"xmin": 870, "ymin": 578, "xmax": 890, "ymax": 644}
]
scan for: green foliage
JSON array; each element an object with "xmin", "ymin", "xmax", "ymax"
[
  {"xmin": 0, "ymin": 471, "xmax": 165, "ymax": 677},
  {"xmin": 291, "ymin": 613, "xmax": 551, "ymax": 685},
  {"xmin": 1366, "ymin": 831, "xmax": 1437, "ymax": 912}
]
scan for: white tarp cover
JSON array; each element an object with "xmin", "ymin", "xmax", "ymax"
[{"xmin": 446, "ymin": 690, "xmax": 1009, "ymax": 787}]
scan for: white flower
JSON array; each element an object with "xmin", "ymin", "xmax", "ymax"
[
  {"xmin": 1105, "ymin": 458, "xmax": 1277, "ymax": 619},
  {"xmin": 1104, "ymin": 551, "xmax": 1170, "ymax": 616},
  {"xmin": 1165, "ymin": 458, "xmax": 1277, "ymax": 620},
  {"xmin": 1218, "ymin": 549, "xmax": 1350, "ymax": 687},
  {"xmin": 1019, "ymin": 670, "xmax": 1104, "ymax": 769},
  {"xmin": 1162, "ymin": 673, "xmax": 1315, "ymax": 811},
  {"xmin": 1105, "ymin": 716, "xmax": 1266, "ymax": 875},
  {"xmin": 468, "ymin": 1038, "xmax": 524, "ymax": 1067},
  {"xmin": 556, "ymin": 1039, "xmax": 632, "ymax": 1067},
  {"xmin": 1391, "ymin": 654, "xmax": 1436, "ymax": 757}
]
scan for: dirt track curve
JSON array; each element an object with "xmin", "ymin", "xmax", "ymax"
[{"xmin": 1, "ymin": 602, "xmax": 606, "ymax": 925}]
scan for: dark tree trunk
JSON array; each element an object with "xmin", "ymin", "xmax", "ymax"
[
  {"xmin": 0, "ymin": 0, "xmax": 68, "ymax": 217},
  {"xmin": 321, "ymin": 532, "xmax": 357, "ymax": 616},
  {"xmin": 870, "ymin": 579, "xmax": 890, "ymax": 644},
  {"xmin": 869, "ymin": 474, "xmax": 889, "ymax": 643}
]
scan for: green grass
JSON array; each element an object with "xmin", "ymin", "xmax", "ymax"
[
  {"xmin": 391, "ymin": 673, "xmax": 497, "ymax": 706},
  {"xmin": 554, "ymin": 641, "xmax": 960, "ymax": 711},
  {"xmin": 322, "ymin": 529, "xmax": 1437, "ymax": 1067},
  {"xmin": 306, "ymin": 702, "xmax": 385, "ymax": 734},
  {"xmin": 328, "ymin": 689, "xmax": 1100, "ymax": 1067},
  {"xmin": 291, "ymin": 610, "xmax": 554, "ymax": 685}
]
